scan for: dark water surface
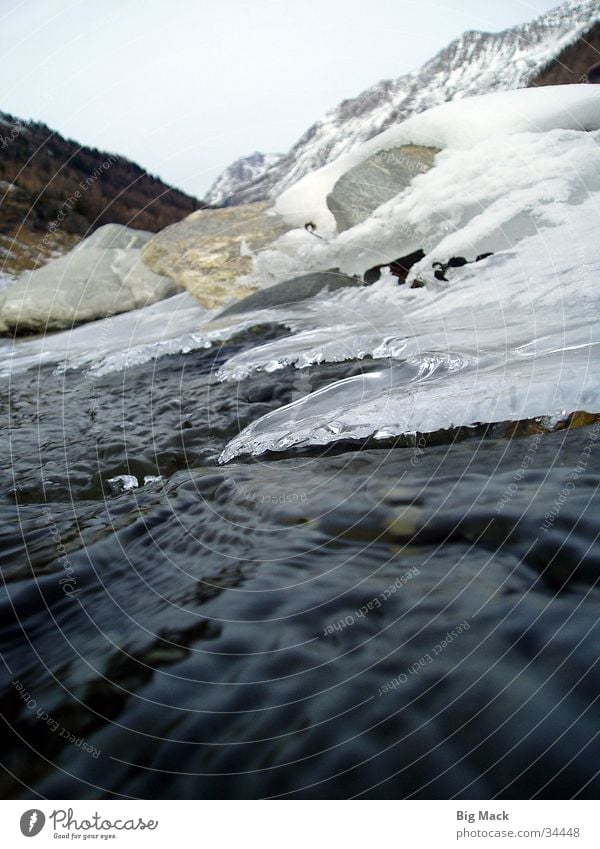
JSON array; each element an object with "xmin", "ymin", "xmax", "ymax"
[{"xmin": 1, "ymin": 329, "xmax": 599, "ymax": 799}]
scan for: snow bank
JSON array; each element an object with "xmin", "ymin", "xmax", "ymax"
[
  {"xmin": 275, "ymin": 85, "xmax": 600, "ymax": 234},
  {"xmin": 340, "ymin": 128, "xmax": 600, "ymax": 279},
  {"xmin": 251, "ymin": 126, "xmax": 600, "ymax": 288},
  {"xmin": 220, "ymin": 192, "xmax": 600, "ymax": 461}
]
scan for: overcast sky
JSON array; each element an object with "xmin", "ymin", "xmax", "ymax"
[{"xmin": 0, "ymin": 0, "xmax": 564, "ymax": 198}]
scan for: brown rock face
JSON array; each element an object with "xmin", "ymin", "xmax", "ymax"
[
  {"xmin": 528, "ymin": 21, "xmax": 600, "ymax": 87},
  {"xmin": 141, "ymin": 202, "xmax": 289, "ymax": 309}
]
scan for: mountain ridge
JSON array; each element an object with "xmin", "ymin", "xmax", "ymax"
[
  {"xmin": 0, "ymin": 111, "xmax": 204, "ymax": 277},
  {"xmin": 204, "ymin": 0, "xmax": 600, "ymax": 206}
]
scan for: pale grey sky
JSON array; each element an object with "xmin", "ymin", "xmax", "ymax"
[{"xmin": 0, "ymin": 0, "xmax": 566, "ymax": 197}]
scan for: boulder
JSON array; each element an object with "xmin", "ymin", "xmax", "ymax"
[
  {"xmin": 215, "ymin": 270, "xmax": 364, "ymax": 319},
  {"xmin": 326, "ymin": 144, "xmax": 439, "ymax": 232},
  {"xmin": 72, "ymin": 222, "xmax": 152, "ymax": 251},
  {"xmin": 141, "ymin": 201, "xmax": 289, "ymax": 309},
  {"xmin": 0, "ymin": 224, "xmax": 179, "ymax": 335}
]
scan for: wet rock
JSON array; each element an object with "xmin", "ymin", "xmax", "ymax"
[
  {"xmin": 215, "ymin": 270, "xmax": 363, "ymax": 318},
  {"xmin": 364, "ymin": 249, "xmax": 425, "ymax": 285}
]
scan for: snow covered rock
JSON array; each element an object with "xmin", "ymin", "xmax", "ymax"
[
  {"xmin": 327, "ymin": 144, "xmax": 439, "ymax": 232},
  {"xmin": 206, "ymin": 0, "xmax": 600, "ymax": 204},
  {"xmin": 141, "ymin": 201, "xmax": 290, "ymax": 309},
  {"xmin": 244, "ymin": 86, "xmax": 600, "ymax": 293},
  {"xmin": 219, "ymin": 190, "xmax": 600, "ymax": 461},
  {"xmin": 0, "ymin": 224, "xmax": 179, "ymax": 335},
  {"xmin": 276, "ymin": 84, "xmax": 600, "ymax": 235},
  {"xmin": 210, "ymin": 84, "xmax": 600, "ymax": 461}
]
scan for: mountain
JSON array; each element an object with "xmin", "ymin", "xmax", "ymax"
[
  {"xmin": 204, "ymin": 151, "xmax": 283, "ymax": 206},
  {"xmin": 205, "ymin": 0, "xmax": 600, "ymax": 206},
  {"xmin": 0, "ymin": 112, "xmax": 204, "ymax": 277}
]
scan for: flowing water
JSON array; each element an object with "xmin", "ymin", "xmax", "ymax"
[{"xmin": 1, "ymin": 290, "xmax": 599, "ymax": 799}]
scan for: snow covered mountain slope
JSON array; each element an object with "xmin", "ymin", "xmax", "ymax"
[
  {"xmin": 206, "ymin": 0, "xmax": 599, "ymax": 206},
  {"xmin": 204, "ymin": 151, "xmax": 283, "ymax": 206}
]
